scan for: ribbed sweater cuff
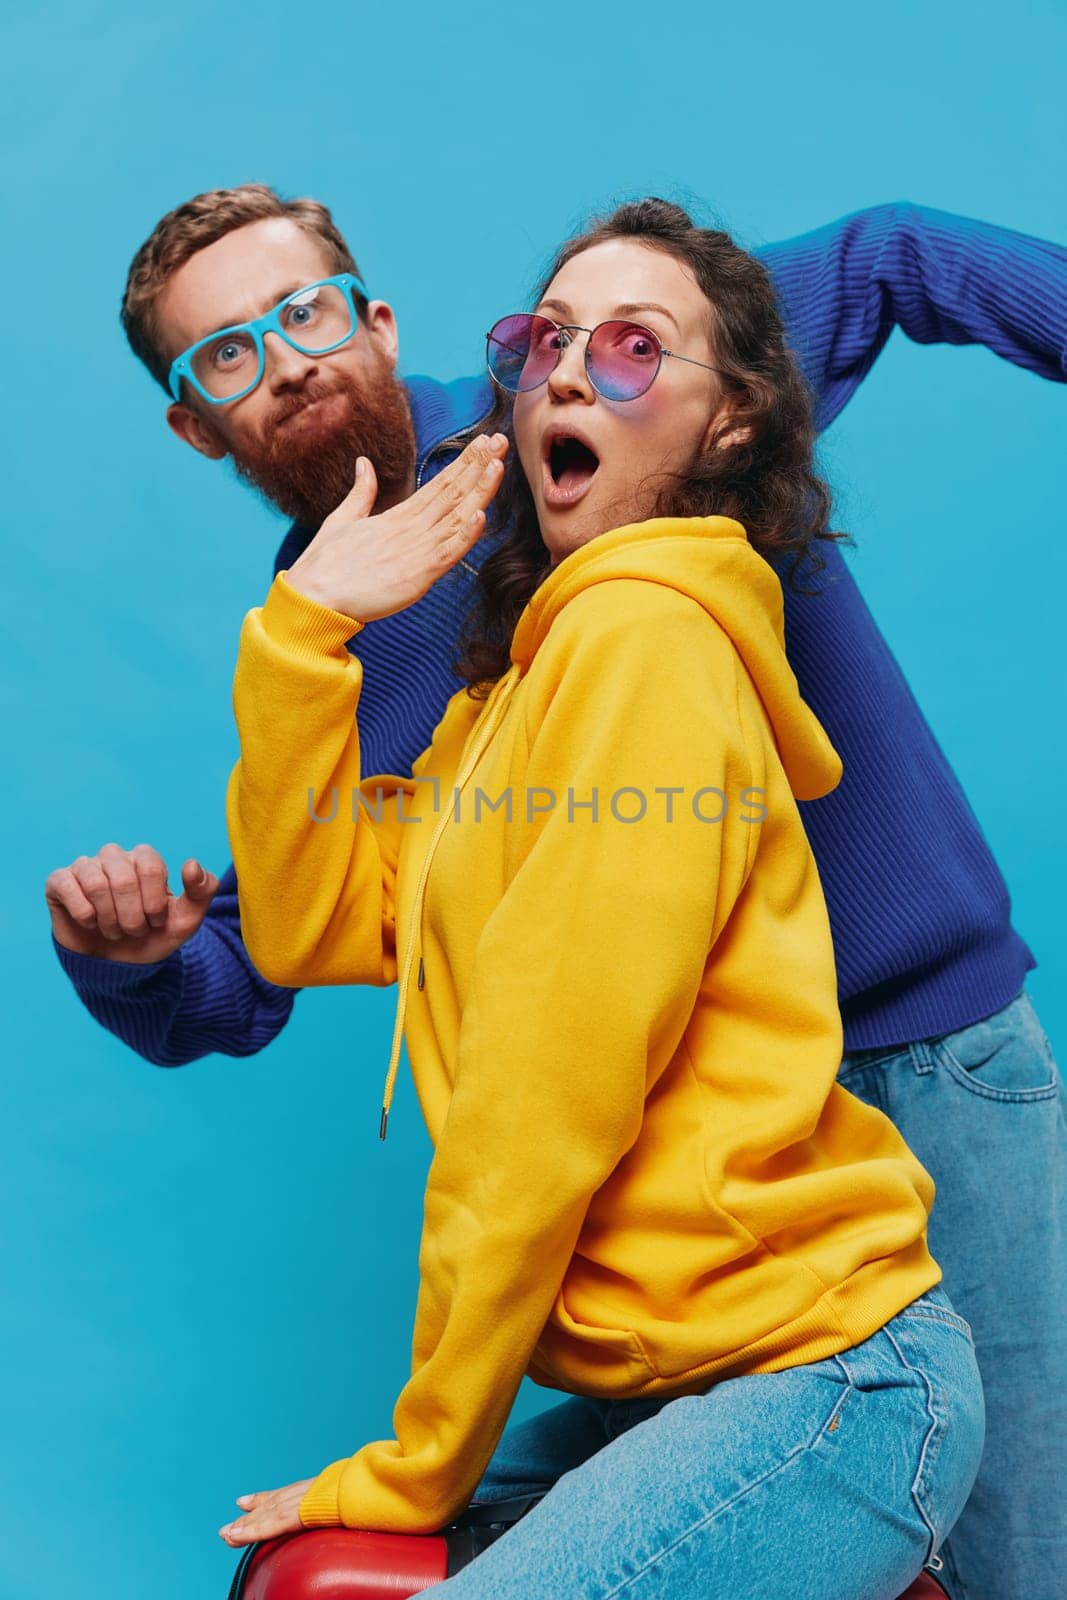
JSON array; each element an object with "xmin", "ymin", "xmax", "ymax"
[
  {"xmin": 265, "ymin": 571, "xmax": 366, "ymax": 659},
  {"xmin": 52, "ymin": 932, "xmax": 176, "ymax": 993}
]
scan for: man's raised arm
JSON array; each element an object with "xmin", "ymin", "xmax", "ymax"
[{"xmin": 758, "ymin": 200, "xmax": 1067, "ymax": 430}]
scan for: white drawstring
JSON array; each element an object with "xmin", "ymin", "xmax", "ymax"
[{"xmin": 379, "ymin": 668, "xmax": 522, "ymax": 1140}]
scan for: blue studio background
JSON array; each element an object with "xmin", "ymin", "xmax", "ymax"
[{"xmin": 2, "ymin": 4, "xmax": 1064, "ymax": 1595}]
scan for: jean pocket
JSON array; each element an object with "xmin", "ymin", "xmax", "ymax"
[
  {"xmin": 931, "ymin": 991, "xmax": 1060, "ymax": 1102},
  {"xmin": 897, "ymin": 1291, "xmax": 975, "ymax": 1344}
]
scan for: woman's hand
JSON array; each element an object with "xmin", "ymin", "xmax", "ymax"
[
  {"xmin": 218, "ymin": 1477, "xmax": 316, "ymax": 1547},
  {"xmin": 285, "ymin": 432, "xmax": 508, "ymax": 623}
]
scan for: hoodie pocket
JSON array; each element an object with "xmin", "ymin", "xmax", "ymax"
[{"xmin": 536, "ymin": 1282, "xmax": 657, "ymax": 1391}]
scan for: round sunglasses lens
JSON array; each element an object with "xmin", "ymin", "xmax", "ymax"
[
  {"xmin": 487, "ymin": 314, "xmax": 562, "ymax": 392},
  {"xmin": 587, "ymin": 321, "xmax": 662, "ymax": 400}
]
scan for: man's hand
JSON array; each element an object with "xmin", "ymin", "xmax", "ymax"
[
  {"xmin": 219, "ymin": 1478, "xmax": 316, "ymax": 1547},
  {"xmin": 45, "ymin": 844, "xmax": 219, "ymax": 963},
  {"xmin": 285, "ymin": 431, "xmax": 508, "ymax": 623}
]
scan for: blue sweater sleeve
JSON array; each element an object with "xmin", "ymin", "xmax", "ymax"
[
  {"xmin": 51, "ymin": 861, "xmax": 298, "ymax": 1067},
  {"xmin": 758, "ymin": 200, "xmax": 1067, "ymax": 430}
]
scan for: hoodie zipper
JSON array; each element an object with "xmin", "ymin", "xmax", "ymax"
[{"xmin": 378, "ymin": 666, "xmax": 520, "ymax": 1141}]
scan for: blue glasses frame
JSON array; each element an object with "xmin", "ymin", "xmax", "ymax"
[{"xmin": 167, "ymin": 272, "xmax": 369, "ymax": 405}]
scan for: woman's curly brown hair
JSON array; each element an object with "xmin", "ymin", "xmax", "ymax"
[{"xmin": 454, "ymin": 197, "xmax": 850, "ymax": 695}]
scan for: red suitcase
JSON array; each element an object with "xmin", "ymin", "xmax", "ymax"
[{"xmin": 225, "ymin": 1492, "xmax": 952, "ymax": 1597}]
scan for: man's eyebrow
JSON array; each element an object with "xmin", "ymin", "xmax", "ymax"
[
  {"xmin": 536, "ymin": 297, "xmax": 681, "ymax": 334},
  {"xmin": 198, "ymin": 281, "xmax": 308, "ymax": 340}
]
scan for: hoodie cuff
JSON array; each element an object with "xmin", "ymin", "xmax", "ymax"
[
  {"xmin": 298, "ymin": 1457, "xmax": 348, "ymax": 1526},
  {"xmin": 263, "ymin": 572, "xmax": 366, "ymax": 661}
]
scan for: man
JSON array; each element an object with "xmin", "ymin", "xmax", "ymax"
[{"xmin": 45, "ymin": 183, "xmax": 1067, "ymax": 1600}]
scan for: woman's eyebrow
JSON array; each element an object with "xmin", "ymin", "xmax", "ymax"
[
  {"xmin": 614, "ymin": 301, "xmax": 681, "ymax": 333},
  {"xmin": 536, "ymin": 297, "xmax": 681, "ymax": 334}
]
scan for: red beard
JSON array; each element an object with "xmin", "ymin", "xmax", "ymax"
[{"xmin": 229, "ymin": 361, "xmax": 417, "ymax": 529}]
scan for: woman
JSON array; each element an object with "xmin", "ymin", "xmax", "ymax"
[{"xmin": 220, "ymin": 199, "xmax": 984, "ymax": 1597}]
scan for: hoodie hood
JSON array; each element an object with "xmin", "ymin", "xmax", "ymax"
[{"xmin": 511, "ymin": 515, "xmax": 842, "ymax": 803}]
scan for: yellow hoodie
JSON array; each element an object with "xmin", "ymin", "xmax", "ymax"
[{"xmin": 225, "ymin": 514, "xmax": 940, "ymax": 1536}]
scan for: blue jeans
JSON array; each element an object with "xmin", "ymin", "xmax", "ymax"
[
  {"xmin": 429, "ymin": 1286, "xmax": 984, "ymax": 1599},
  {"xmin": 835, "ymin": 985, "xmax": 1067, "ymax": 1600}
]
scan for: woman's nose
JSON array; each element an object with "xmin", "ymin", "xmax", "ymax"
[{"xmin": 546, "ymin": 329, "xmax": 594, "ymax": 402}]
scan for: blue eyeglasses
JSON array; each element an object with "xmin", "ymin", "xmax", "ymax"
[{"xmin": 167, "ymin": 273, "xmax": 368, "ymax": 405}]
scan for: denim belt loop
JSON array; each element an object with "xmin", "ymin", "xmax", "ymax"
[{"xmin": 908, "ymin": 1039, "xmax": 938, "ymax": 1075}]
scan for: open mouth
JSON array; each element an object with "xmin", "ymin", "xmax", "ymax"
[{"xmin": 542, "ymin": 432, "xmax": 601, "ymax": 508}]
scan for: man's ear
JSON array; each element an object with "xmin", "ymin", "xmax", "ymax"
[
  {"xmin": 363, "ymin": 299, "xmax": 400, "ymax": 370},
  {"xmin": 166, "ymin": 400, "xmax": 229, "ymax": 461}
]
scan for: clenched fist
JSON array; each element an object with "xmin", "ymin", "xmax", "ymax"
[{"xmin": 45, "ymin": 843, "xmax": 219, "ymax": 964}]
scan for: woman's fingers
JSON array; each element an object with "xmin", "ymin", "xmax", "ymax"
[
  {"xmin": 427, "ymin": 435, "xmax": 507, "ymax": 551},
  {"xmin": 419, "ymin": 432, "xmax": 508, "ymax": 531},
  {"xmin": 284, "ymin": 432, "xmax": 509, "ymax": 624},
  {"xmin": 330, "ymin": 453, "xmax": 380, "ymax": 523},
  {"xmin": 218, "ymin": 1478, "xmax": 314, "ymax": 1546},
  {"xmin": 371, "ymin": 432, "xmax": 505, "ymax": 590}
]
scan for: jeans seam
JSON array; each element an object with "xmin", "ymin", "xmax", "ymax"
[
  {"xmin": 830, "ymin": 1348, "xmax": 855, "ymax": 1387},
  {"xmin": 882, "ymin": 1320, "xmax": 944, "ymax": 1565}
]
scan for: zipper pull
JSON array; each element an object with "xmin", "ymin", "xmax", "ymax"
[{"xmin": 417, "ymin": 955, "xmax": 425, "ymax": 991}]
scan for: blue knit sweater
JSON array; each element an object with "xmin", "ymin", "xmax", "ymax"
[{"xmin": 54, "ymin": 201, "xmax": 1066, "ymax": 1063}]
